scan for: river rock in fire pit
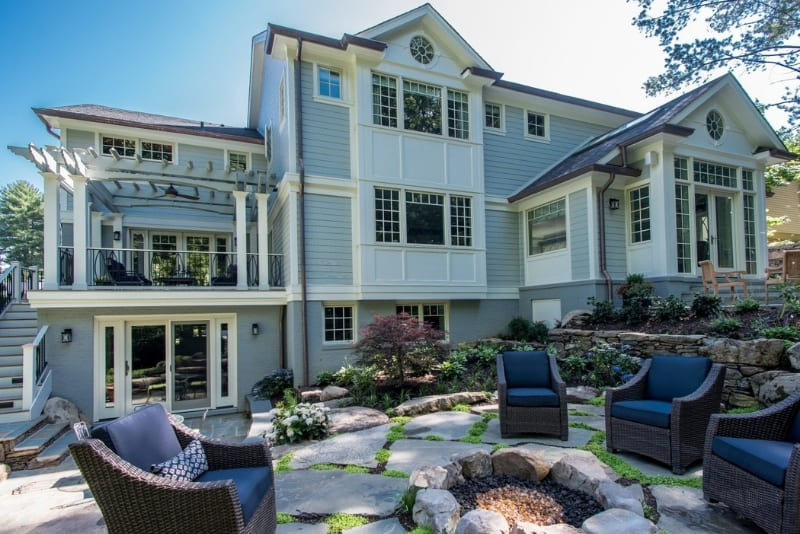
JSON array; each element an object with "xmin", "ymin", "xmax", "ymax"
[
  {"xmin": 549, "ymin": 454, "xmax": 615, "ymax": 496},
  {"xmin": 413, "ymin": 488, "xmax": 461, "ymax": 534},
  {"xmin": 410, "ymin": 464, "xmax": 463, "ymax": 490},
  {"xmin": 511, "ymin": 522, "xmax": 581, "ymax": 534},
  {"xmin": 491, "ymin": 448, "xmax": 549, "ymax": 482},
  {"xmin": 581, "ymin": 508, "xmax": 657, "ymax": 534},
  {"xmin": 451, "ymin": 450, "xmax": 492, "ymax": 479},
  {"xmin": 456, "ymin": 509, "xmax": 509, "ymax": 534}
]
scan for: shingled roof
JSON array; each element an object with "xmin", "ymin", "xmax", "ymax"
[
  {"xmin": 33, "ymin": 104, "xmax": 263, "ymax": 145},
  {"xmin": 507, "ymin": 77, "xmax": 730, "ymax": 202}
]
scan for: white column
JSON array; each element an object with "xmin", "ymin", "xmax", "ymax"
[
  {"xmin": 72, "ymin": 175, "xmax": 88, "ymax": 289},
  {"xmin": 256, "ymin": 192, "xmax": 269, "ymax": 289},
  {"xmin": 233, "ymin": 190, "xmax": 249, "ymax": 289},
  {"xmin": 41, "ymin": 173, "xmax": 60, "ymax": 290}
]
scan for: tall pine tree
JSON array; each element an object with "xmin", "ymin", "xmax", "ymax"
[{"xmin": 0, "ymin": 181, "xmax": 43, "ymax": 267}]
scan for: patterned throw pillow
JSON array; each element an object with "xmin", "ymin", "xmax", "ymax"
[{"xmin": 151, "ymin": 439, "xmax": 208, "ymax": 481}]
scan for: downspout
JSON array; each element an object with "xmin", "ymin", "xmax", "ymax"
[
  {"xmin": 597, "ymin": 144, "xmax": 630, "ymax": 301},
  {"xmin": 295, "ymin": 38, "xmax": 310, "ymax": 386}
]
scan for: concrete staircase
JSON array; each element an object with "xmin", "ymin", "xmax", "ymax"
[{"xmin": 0, "ymin": 416, "xmax": 75, "ymax": 470}]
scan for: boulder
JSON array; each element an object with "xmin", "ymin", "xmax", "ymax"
[
  {"xmin": 451, "ymin": 450, "xmax": 493, "ymax": 479},
  {"xmin": 43, "ymin": 397, "xmax": 80, "ymax": 424},
  {"xmin": 395, "ymin": 392, "xmax": 488, "ymax": 416},
  {"xmin": 413, "ymin": 489, "xmax": 461, "ymax": 534},
  {"xmin": 321, "ymin": 385, "xmax": 349, "ymax": 401},
  {"xmin": 703, "ymin": 338, "xmax": 783, "ymax": 367},
  {"xmin": 299, "ymin": 388, "xmax": 322, "ymax": 403},
  {"xmin": 549, "ymin": 454, "xmax": 615, "ymax": 496},
  {"xmin": 650, "ymin": 484, "xmax": 759, "ymax": 534},
  {"xmin": 788, "ymin": 342, "xmax": 800, "ymax": 370},
  {"xmin": 595, "ymin": 480, "xmax": 643, "ymax": 516},
  {"xmin": 491, "ymin": 448, "xmax": 550, "ymax": 482},
  {"xmin": 581, "ymin": 508, "xmax": 657, "ymax": 534},
  {"xmin": 726, "ymin": 391, "xmax": 759, "ymax": 409},
  {"xmin": 410, "ymin": 464, "xmax": 463, "ymax": 491},
  {"xmin": 566, "ymin": 385, "xmax": 600, "ymax": 403},
  {"xmin": 511, "ymin": 522, "xmax": 581, "ymax": 534},
  {"xmin": 326, "ymin": 406, "xmax": 389, "ymax": 434},
  {"xmin": 751, "ymin": 371, "xmax": 800, "ymax": 406},
  {"xmin": 561, "ymin": 310, "xmax": 592, "ymax": 329},
  {"xmin": 456, "ymin": 509, "xmax": 509, "ymax": 534}
]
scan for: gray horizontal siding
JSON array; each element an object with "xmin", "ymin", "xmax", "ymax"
[
  {"xmin": 270, "ymin": 197, "xmax": 291, "ymax": 280},
  {"xmin": 486, "ymin": 209, "xmax": 521, "ymax": 287},
  {"xmin": 65, "ymin": 129, "xmax": 95, "ymax": 150},
  {"xmin": 605, "ymin": 187, "xmax": 626, "ymax": 278},
  {"xmin": 301, "ymin": 61, "xmax": 350, "ymax": 179},
  {"xmin": 484, "ymin": 106, "xmax": 610, "ymax": 197},
  {"xmin": 178, "ymin": 144, "xmax": 224, "ymax": 169},
  {"xmin": 569, "ymin": 190, "xmax": 590, "ymax": 280},
  {"xmin": 305, "ymin": 194, "xmax": 353, "ymax": 285}
]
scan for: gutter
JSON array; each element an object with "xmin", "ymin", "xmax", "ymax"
[
  {"xmin": 597, "ymin": 144, "xmax": 631, "ymax": 301},
  {"xmin": 295, "ymin": 38, "xmax": 310, "ymax": 386}
]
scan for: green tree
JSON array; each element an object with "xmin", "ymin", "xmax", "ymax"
[
  {"xmin": 766, "ymin": 129, "xmax": 800, "ymax": 192},
  {"xmin": 0, "ymin": 181, "xmax": 44, "ymax": 267},
  {"xmin": 630, "ymin": 0, "xmax": 800, "ymax": 127}
]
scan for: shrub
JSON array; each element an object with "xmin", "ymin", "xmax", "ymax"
[
  {"xmin": 507, "ymin": 317, "xmax": 549, "ymax": 342},
  {"xmin": 650, "ymin": 295, "xmax": 689, "ymax": 322},
  {"xmin": 315, "ymin": 371, "xmax": 335, "ymax": 387},
  {"xmin": 710, "ymin": 317, "xmax": 742, "ymax": 335},
  {"xmin": 354, "ymin": 313, "xmax": 447, "ymax": 384},
  {"xmin": 691, "ymin": 294, "xmax": 722, "ymax": 318},
  {"xmin": 760, "ymin": 325, "xmax": 800, "ymax": 342},
  {"xmin": 438, "ymin": 351, "xmax": 468, "ymax": 380},
  {"xmin": 265, "ymin": 403, "xmax": 330, "ymax": 445},
  {"xmin": 733, "ymin": 297, "xmax": 761, "ymax": 314},
  {"xmin": 333, "ymin": 363, "xmax": 378, "ymax": 398},
  {"xmin": 252, "ymin": 368, "xmax": 294, "ymax": 400},
  {"xmin": 587, "ymin": 297, "xmax": 616, "ymax": 325},
  {"xmin": 780, "ymin": 282, "xmax": 800, "ymax": 318},
  {"xmin": 557, "ymin": 343, "xmax": 640, "ymax": 388}
]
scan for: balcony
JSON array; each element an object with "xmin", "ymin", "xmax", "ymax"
[{"xmin": 58, "ymin": 247, "xmax": 283, "ymax": 288}]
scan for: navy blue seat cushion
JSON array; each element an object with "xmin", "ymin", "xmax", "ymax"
[
  {"xmin": 507, "ymin": 387, "xmax": 560, "ymax": 407},
  {"xmin": 197, "ymin": 466, "xmax": 273, "ymax": 524},
  {"xmin": 713, "ymin": 436, "xmax": 795, "ymax": 487},
  {"xmin": 502, "ymin": 351, "xmax": 550, "ymax": 388},
  {"xmin": 100, "ymin": 404, "xmax": 183, "ymax": 471},
  {"xmin": 646, "ymin": 355, "xmax": 711, "ymax": 402},
  {"xmin": 611, "ymin": 399, "xmax": 673, "ymax": 428}
]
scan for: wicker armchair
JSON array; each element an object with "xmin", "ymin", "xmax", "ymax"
[
  {"xmin": 606, "ymin": 354, "xmax": 724, "ymax": 474},
  {"xmin": 703, "ymin": 391, "xmax": 800, "ymax": 534},
  {"xmin": 497, "ymin": 350, "xmax": 568, "ymax": 440},
  {"xmin": 68, "ymin": 404, "xmax": 276, "ymax": 534}
]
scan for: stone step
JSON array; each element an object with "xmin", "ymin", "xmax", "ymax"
[
  {"xmin": 6, "ymin": 422, "xmax": 69, "ymax": 469},
  {"xmin": 28, "ymin": 428, "xmax": 76, "ymax": 469},
  {"xmin": 0, "ymin": 416, "xmax": 45, "ymax": 458},
  {"xmin": 2, "ymin": 311, "xmax": 37, "ymax": 321}
]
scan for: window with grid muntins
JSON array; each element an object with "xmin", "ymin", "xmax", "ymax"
[
  {"xmin": 527, "ymin": 198, "xmax": 566, "ymax": 255},
  {"xmin": 406, "ymin": 191, "xmax": 444, "ymax": 244},
  {"xmin": 485, "ymin": 103, "xmax": 501, "ymax": 129},
  {"xmin": 674, "ymin": 157, "xmax": 689, "ymax": 181},
  {"xmin": 403, "ymin": 80, "xmax": 442, "ymax": 134},
  {"xmin": 675, "ymin": 183, "xmax": 692, "ymax": 273},
  {"xmin": 375, "ymin": 188, "xmax": 400, "ymax": 243},
  {"xmin": 324, "ymin": 306, "xmax": 353, "ymax": 342},
  {"xmin": 742, "ymin": 169, "xmax": 754, "ymax": 191},
  {"xmin": 396, "ymin": 305, "xmax": 419, "ymax": 318},
  {"xmin": 629, "ymin": 185, "xmax": 651, "ymax": 243},
  {"xmin": 141, "ymin": 141, "xmax": 173, "ymax": 162},
  {"xmin": 102, "ymin": 136, "xmax": 136, "ymax": 157},
  {"xmin": 396, "ymin": 304, "xmax": 445, "ymax": 331},
  {"xmin": 450, "ymin": 196, "xmax": 472, "ymax": 246},
  {"xmin": 229, "ymin": 152, "xmax": 247, "ymax": 171},
  {"xmin": 447, "ymin": 89, "xmax": 469, "ymax": 139},
  {"xmin": 694, "ymin": 160, "xmax": 737, "ymax": 188},
  {"xmin": 372, "ymin": 74, "xmax": 397, "ymax": 127},
  {"xmin": 527, "ymin": 112, "xmax": 546, "ymax": 137},
  {"xmin": 319, "ymin": 67, "xmax": 341, "ymax": 99},
  {"xmin": 744, "ymin": 194, "xmax": 757, "ymax": 274}
]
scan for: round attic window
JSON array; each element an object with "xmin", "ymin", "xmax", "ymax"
[
  {"xmin": 410, "ymin": 35, "xmax": 434, "ymax": 65},
  {"xmin": 706, "ymin": 109, "xmax": 724, "ymax": 141}
]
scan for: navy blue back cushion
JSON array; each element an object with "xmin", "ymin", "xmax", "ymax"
[
  {"xmin": 502, "ymin": 351, "xmax": 550, "ymax": 388},
  {"xmin": 646, "ymin": 355, "xmax": 712, "ymax": 402},
  {"xmin": 789, "ymin": 408, "xmax": 800, "ymax": 442},
  {"xmin": 103, "ymin": 404, "xmax": 183, "ymax": 471}
]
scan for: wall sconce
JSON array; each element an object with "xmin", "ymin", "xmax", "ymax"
[
  {"xmin": 251, "ymin": 323, "xmax": 259, "ymax": 335},
  {"xmin": 61, "ymin": 328, "xmax": 73, "ymax": 343},
  {"xmin": 113, "ymin": 231, "xmax": 121, "ymax": 241},
  {"xmin": 608, "ymin": 198, "xmax": 620, "ymax": 211}
]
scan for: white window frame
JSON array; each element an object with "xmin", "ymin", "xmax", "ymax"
[
  {"xmin": 484, "ymin": 102, "xmax": 504, "ymax": 133},
  {"xmin": 628, "ymin": 184, "xmax": 652, "ymax": 244},
  {"xmin": 524, "ymin": 110, "xmax": 550, "ymax": 142},
  {"xmin": 228, "ymin": 151, "xmax": 248, "ymax": 172},
  {"xmin": 322, "ymin": 304, "xmax": 355, "ymax": 344},
  {"xmin": 395, "ymin": 303, "xmax": 448, "ymax": 333},
  {"xmin": 101, "ymin": 134, "xmax": 175, "ymax": 163},
  {"xmin": 316, "ymin": 65, "xmax": 342, "ymax": 100},
  {"xmin": 527, "ymin": 198, "xmax": 566, "ymax": 256},
  {"xmin": 141, "ymin": 140, "xmax": 174, "ymax": 162},
  {"xmin": 101, "ymin": 135, "xmax": 137, "ymax": 158}
]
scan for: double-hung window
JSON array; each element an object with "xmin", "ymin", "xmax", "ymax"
[
  {"xmin": 396, "ymin": 304, "xmax": 446, "ymax": 331},
  {"xmin": 526, "ymin": 111, "xmax": 548, "ymax": 139},
  {"xmin": 323, "ymin": 305, "xmax": 354, "ymax": 343},
  {"xmin": 375, "ymin": 188, "xmax": 472, "ymax": 247},
  {"xmin": 102, "ymin": 136, "xmax": 136, "ymax": 157},
  {"xmin": 229, "ymin": 152, "xmax": 247, "ymax": 171},
  {"xmin": 372, "ymin": 73, "xmax": 398, "ymax": 127},
  {"xmin": 527, "ymin": 199, "xmax": 566, "ymax": 255},
  {"xmin": 629, "ymin": 185, "xmax": 651, "ymax": 243},
  {"xmin": 485, "ymin": 102, "xmax": 502, "ymax": 130},
  {"xmin": 141, "ymin": 141, "xmax": 173, "ymax": 162},
  {"xmin": 318, "ymin": 67, "xmax": 341, "ymax": 99}
]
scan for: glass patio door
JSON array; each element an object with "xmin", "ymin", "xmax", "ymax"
[
  {"xmin": 695, "ymin": 192, "xmax": 735, "ymax": 269},
  {"xmin": 129, "ymin": 325, "xmax": 167, "ymax": 409},
  {"xmin": 172, "ymin": 322, "xmax": 209, "ymax": 411}
]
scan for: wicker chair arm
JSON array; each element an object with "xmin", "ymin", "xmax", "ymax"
[
  {"xmin": 172, "ymin": 419, "xmax": 273, "ymax": 471},
  {"xmin": 710, "ymin": 391, "xmax": 800, "ymax": 441},
  {"xmin": 548, "ymin": 353, "xmax": 566, "ymax": 389},
  {"xmin": 606, "ymin": 358, "xmax": 651, "ymax": 405},
  {"xmin": 496, "ymin": 354, "xmax": 508, "ymax": 394}
]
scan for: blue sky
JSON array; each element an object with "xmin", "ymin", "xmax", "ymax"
[{"xmin": 0, "ymin": 0, "xmax": 790, "ymax": 191}]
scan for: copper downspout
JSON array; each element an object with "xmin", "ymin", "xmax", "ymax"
[
  {"xmin": 598, "ymin": 144, "xmax": 630, "ymax": 300},
  {"xmin": 295, "ymin": 38, "xmax": 310, "ymax": 386}
]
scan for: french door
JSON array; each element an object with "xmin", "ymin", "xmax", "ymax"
[
  {"xmin": 95, "ymin": 316, "xmax": 235, "ymax": 420},
  {"xmin": 695, "ymin": 192, "xmax": 735, "ymax": 269}
]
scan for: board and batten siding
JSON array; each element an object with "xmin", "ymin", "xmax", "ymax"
[
  {"xmin": 65, "ymin": 129, "xmax": 95, "ymax": 150},
  {"xmin": 604, "ymin": 187, "xmax": 627, "ymax": 278},
  {"xmin": 178, "ymin": 144, "xmax": 225, "ymax": 169},
  {"xmin": 301, "ymin": 62, "xmax": 350, "ymax": 179},
  {"xmin": 485, "ymin": 209, "xmax": 521, "ymax": 287},
  {"xmin": 483, "ymin": 106, "xmax": 610, "ymax": 197},
  {"xmin": 304, "ymin": 193, "xmax": 353, "ymax": 285},
  {"xmin": 569, "ymin": 190, "xmax": 590, "ymax": 280}
]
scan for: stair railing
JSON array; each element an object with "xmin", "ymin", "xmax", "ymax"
[
  {"xmin": 0, "ymin": 262, "xmax": 40, "ymax": 317},
  {"xmin": 22, "ymin": 325, "xmax": 50, "ymax": 413}
]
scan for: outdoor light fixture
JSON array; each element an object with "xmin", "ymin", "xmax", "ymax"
[
  {"xmin": 252, "ymin": 323, "xmax": 259, "ymax": 335},
  {"xmin": 113, "ymin": 231, "xmax": 121, "ymax": 241},
  {"xmin": 61, "ymin": 328, "xmax": 73, "ymax": 343},
  {"xmin": 608, "ymin": 198, "xmax": 620, "ymax": 210}
]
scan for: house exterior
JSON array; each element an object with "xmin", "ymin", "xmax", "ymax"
[
  {"xmin": 11, "ymin": 4, "xmax": 793, "ymax": 422},
  {"xmin": 767, "ymin": 182, "xmax": 800, "ymax": 242}
]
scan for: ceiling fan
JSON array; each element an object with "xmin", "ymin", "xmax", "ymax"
[{"xmin": 153, "ymin": 184, "xmax": 199, "ymax": 200}]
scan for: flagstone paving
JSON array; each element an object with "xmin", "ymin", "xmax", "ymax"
[{"xmin": 289, "ymin": 424, "xmax": 391, "ymax": 469}]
